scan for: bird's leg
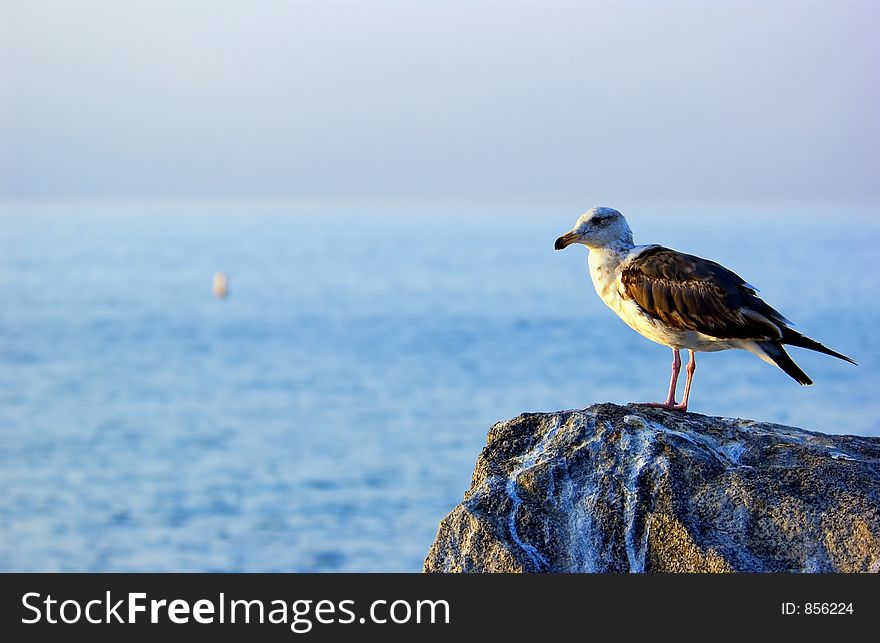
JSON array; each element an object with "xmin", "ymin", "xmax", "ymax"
[
  {"xmin": 639, "ymin": 349, "xmax": 681, "ymax": 409},
  {"xmin": 665, "ymin": 349, "xmax": 682, "ymax": 406},
  {"xmin": 673, "ymin": 350, "xmax": 697, "ymax": 412}
]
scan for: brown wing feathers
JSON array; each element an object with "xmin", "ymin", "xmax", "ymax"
[
  {"xmin": 619, "ymin": 246, "xmax": 855, "ymax": 384},
  {"xmin": 621, "ymin": 247, "xmax": 786, "ymax": 340}
]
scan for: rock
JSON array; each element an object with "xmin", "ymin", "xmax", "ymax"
[{"xmin": 424, "ymin": 403, "xmax": 880, "ymax": 573}]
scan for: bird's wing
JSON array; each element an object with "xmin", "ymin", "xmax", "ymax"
[{"xmin": 619, "ymin": 246, "xmax": 789, "ymax": 340}]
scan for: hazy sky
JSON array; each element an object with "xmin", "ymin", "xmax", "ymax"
[{"xmin": 1, "ymin": 0, "xmax": 877, "ymax": 204}]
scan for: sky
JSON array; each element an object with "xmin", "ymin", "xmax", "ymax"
[{"xmin": 1, "ymin": 0, "xmax": 878, "ymax": 205}]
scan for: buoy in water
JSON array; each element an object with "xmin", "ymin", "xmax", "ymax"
[{"xmin": 213, "ymin": 272, "xmax": 229, "ymax": 298}]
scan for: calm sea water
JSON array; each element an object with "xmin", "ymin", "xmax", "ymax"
[{"xmin": 1, "ymin": 204, "xmax": 877, "ymax": 571}]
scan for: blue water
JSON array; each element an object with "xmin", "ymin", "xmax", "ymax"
[{"xmin": 1, "ymin": 204, "xmax": 877, "ymax": 571}]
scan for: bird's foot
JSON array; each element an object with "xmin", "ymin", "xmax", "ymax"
[{"xmin": 634, "ymin": 401, "xmax": 689, "ymax": 412}]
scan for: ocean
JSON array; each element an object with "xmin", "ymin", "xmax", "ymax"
[{"xmin": 1, "ymin": 203, "xmax": 877, "ymax": 571}]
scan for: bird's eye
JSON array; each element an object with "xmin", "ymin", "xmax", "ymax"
[{"xmin": 590, "ymin": 216, "xmax": 602, "ymax": 225}]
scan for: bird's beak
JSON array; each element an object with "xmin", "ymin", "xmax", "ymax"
[{"xmin": 554, "ymin": 231, "xmax": 579, "ymax": 250}]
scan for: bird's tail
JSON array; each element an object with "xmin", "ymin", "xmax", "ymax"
[
  {"xmin": 755, "ymin": 341, "xmax": 813, "ymax": 386},
  {"xmin": 781, "ymin": 329, "xmax": 857, "ymax": 365}
]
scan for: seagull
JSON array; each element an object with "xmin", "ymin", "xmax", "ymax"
[{"xmin": 554, "ymin": 207, "xmax": 856, "ymax": 411}]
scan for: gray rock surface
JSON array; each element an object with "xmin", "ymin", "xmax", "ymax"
[{"xmin": 425, "ymin": 403, "xmax": 880, "ymax": 572}]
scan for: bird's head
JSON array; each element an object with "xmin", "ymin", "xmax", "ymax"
[{"xmin": 554, "ymin": 207, "xmax": 633, "ymax": 251}]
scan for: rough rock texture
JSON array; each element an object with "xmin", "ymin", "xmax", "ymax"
[{"xmin": 425, "ymin": 404, "xmax": 880, "ymax": 573}]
